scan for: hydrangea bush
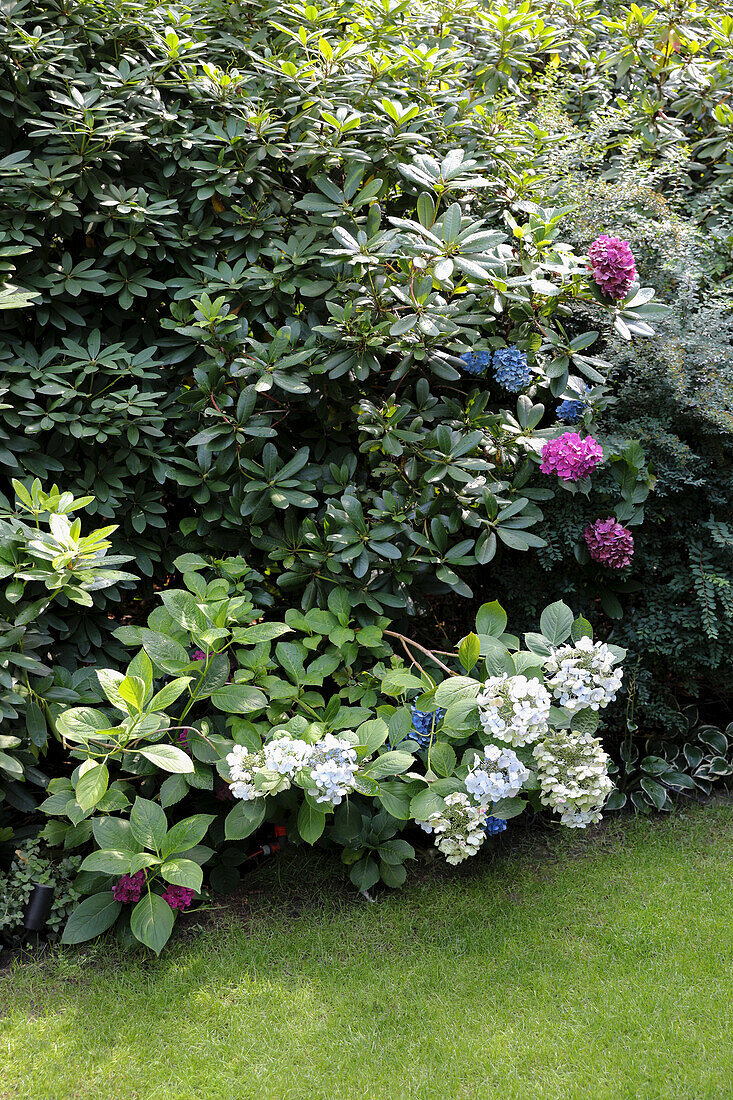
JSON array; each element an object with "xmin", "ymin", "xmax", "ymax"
[{"xmin": 41, "ymin": 551, "xmax": 623, "ymax": 951}]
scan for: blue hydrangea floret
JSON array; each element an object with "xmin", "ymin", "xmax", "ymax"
[
  {"xmin": 407, "ymin": 705, "xmax": 446, "ymax": 749},
  {"xmin": 484, "ymin": 816, "xmax": 507, "ymax": 836},
  {"xmin": 492, "ymin": 346, "xmax": 531, "ymax": 392},
  {"xmin": 556, "ymin": 398, "xmax": 585, "ymax": 423},
  {"xmin": 460, "ymin": 350, "xmax": 491, "ymax": 376}
]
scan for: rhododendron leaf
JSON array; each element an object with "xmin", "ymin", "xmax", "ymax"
[
  {"xmin": 130, "ymin": 893, "xmax": 174, "ymax": 955},
  {"xmin": 61, "ymin": 892, "xmax": 121, "ymax": 945}
]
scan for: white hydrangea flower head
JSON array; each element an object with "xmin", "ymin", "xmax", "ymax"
[
  {"xmin": 226, "ymin": 745, "xmax": 266, "ymax": 801},
  {"xmin": 543, "ymin": 636, "xmax": 623, "ymax": 714},
  {"xmin": 416, "ymin": 792, "xmax": 488, "ymax": 865},
  {"xmin": 465, "ymin": 743, "xmax": 530, "ymax": 805},
  {"xmin": 476, "ymin": 673, "xmax": 551, "ymax": 747},
  {"xmin": 533, "ymin": 729, "xmax": 613, "ymax": 827},
  {"xmin": 306, "ymin": 733, "xmax": 359, "ymax": 807},
  {"xmin": 263, "ymin": 735, "xmax": 314, "ymax": 777}
]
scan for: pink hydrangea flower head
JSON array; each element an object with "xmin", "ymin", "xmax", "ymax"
[
  {"xmin": 112, "ymin": 870, "xmax": 147, "ymax": 904},
  {"xmin": 585, "ymin": 517, "xmax": 634, "ymax": 570},
  {"xmin": 162, "ymin": 885, "xmax": 195, "ymax": 911},
  {"xmin": 588, "ymin": 235, "xmax": 637, "ymax": 301},
  {"xmin": 540, "ymin": 432, "xmax": 604, "ymax": 482}
]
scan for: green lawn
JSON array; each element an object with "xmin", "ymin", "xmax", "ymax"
[{"xmin": 1, "ymin": 802, "xmax": 731, "ymax": 1100}]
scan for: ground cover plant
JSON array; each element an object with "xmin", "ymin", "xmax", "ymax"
[
  {"xmin": 1, "ymin": 802, "xmax": 732, "ymax": 1100},
  {"xmin": 1, "ymin": 0, "xmax": 733, "ymax": 955}
]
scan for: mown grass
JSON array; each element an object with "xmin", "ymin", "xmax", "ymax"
[{"xmin": 1, "ymin": 801, "xmax": 731, "ymax": 1100}]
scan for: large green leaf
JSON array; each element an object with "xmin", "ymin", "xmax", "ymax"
[
  {"xmin": 61, "ymin": 893, "xmax": 121, "ymax": 945},
  {"xmin": 297, "ymin": 801, "xmax": 326, "ymax": 845},
  {"xmin": 162, "ymin": 814, "xmax": 216, "ymax": 858},
  {"xmin": 160, "ymin": 858, "xmax": 203, "ymax": 892},
  {"xmin": 211, "ymin": 684, "xmax": 267, "ymax": 714},
  {"xmin": 138, "ymin": 744, "xmax": 195, "ymax": 773},
  {"xmin": 539, "ymin": 602, "xmax": 574, "ymax": 646},
  {"xmin": 130, "ymin": 893, "xmax": 175, "ymax": 955},
  {"xmin": 130, "ymin": 796, "xmax": 167, "ymax": 852},
  {"xmin": 225, "ymin": 799, "xmax": 266, "ymax": 840},
  {"xmin": 75, "ymin": 763, "xmax": 109, "ymax": 813}
]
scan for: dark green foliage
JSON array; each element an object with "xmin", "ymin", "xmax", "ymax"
[{"xmin": 0, "ymin": 0, "xmax": 652, "ymax": 640}]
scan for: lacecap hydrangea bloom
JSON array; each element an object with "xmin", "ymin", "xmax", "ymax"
[
  {"xmin": 226, "ymin": 744, "xmax": 267, "ymax": 800},
  {"xmin": 543, "ymin": 636, "xmax": 623, "ymax": 714},
  {"xmin": 588, "ymin": 235, "xmax": 637, "ymax": 301},
  {"xmin": 492, "ymin": 346, "xmax": 531, "ymax": 392},
  {"xmin": 263, "ymin": 735, "xmax": 313, "ymax": 777},
  {"xmin": 465, "ymin": 743, "xmax": 530, "ymax": 805},
  {"xmin": 417, "ymin": 792, "xmax": 488, "ymax": 865},
  {"xmin": 585, "ymin": 517, "xmax": 634, "ymax": 570},
  {"xmin": 306, "ymin": 733, "xmax": 359, "ymax": 807},
  {"xmin": 476, "ymin": 673, "xmax": 551, "ymax": 747},
  {"xmin": 540, "ymin": 432, "xmax": 604, "ymax": 482},
  {"xmin": 408, "ymin": 706, "xmax": 445, "ymax": 750},
  {"xmin": 460, "ymin": 349, "xmax": 490, "ymax": 375},
  {"xmin": 533, "ymin": 730, "xmax": 613, "ymax": 827}
]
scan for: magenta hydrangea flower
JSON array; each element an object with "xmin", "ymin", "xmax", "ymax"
[
  {"xmin": 191, "ymin": 649, "xmax": 206, "ymax": 662},
  {"xmin": 588, "ymin": 235, "xmax": 637, "ymax": 301},
  {"xmin": 112, "ymin": 870, "xmax": 147, "ymax": 904},
  {"xmin": 540, "ymin": 432, "xmax": 604, "ymax": 482},
  {"xmin": 585, "ymin": 517, "xmax": 634, "ymax": 570},
  {"xmin": 162, "ymin": 885, "xmax": 195, "ymax": 911}
]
